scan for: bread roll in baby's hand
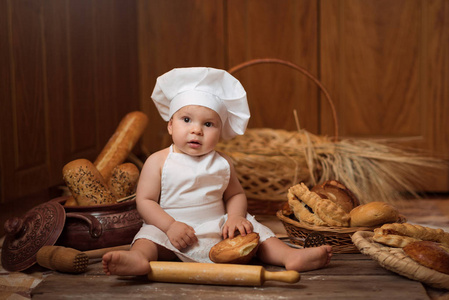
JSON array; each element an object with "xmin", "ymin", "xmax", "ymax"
[{"xmin": 209, "ymin": 232, "xmax": 260, "ymax": 264}]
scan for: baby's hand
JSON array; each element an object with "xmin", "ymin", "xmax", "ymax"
[
  {"xmin": 222, "ymin": 216, "xmax": 253, "ymax": 239},
  {"xmin": 166, "ymin": 221, "xmax": 198, "ymax": 250}
]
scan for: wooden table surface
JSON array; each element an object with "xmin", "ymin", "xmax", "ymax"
[
  {"xmin": 2, "ymin": 198, "xmax": 449, "ymax": 299},
  {"xmin": 30, "ymin": 253, "xmax": 436, "ymax": 300},
  {"xmin": 29, "ymin": 198, "xmax": 449, "ymax": 300}
]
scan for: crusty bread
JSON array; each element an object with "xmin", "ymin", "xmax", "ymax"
[
  {"xmin": 64, "ymin": 195, "xmax": 78, "ymax": 207},
  {"xmin": 108, "ymin": 163, "xmax": 140, "ymax": 199},
  {"xmin": 209, "ymin": 232, "xmax": 260, "ymax": 264},
  {"xmin": 94, "ymin": 111, "xmax": 148, "ymax": 181},
  {"xmin": 312, "ymin": 180, "xmax": 360, "ymax": 213},
  {"xmin": 288, "ymin": 185, "xmax": 327, "ymax": 226},
  {"xmin": 403, "ymin": 241, "xmax": 449, "ymax": 274},
  {"xmin": 288, "ymin": 182, "xmax": 350, "ymax": 227},
  {"xmin": 373, "ymin": 223, "xmax": 449, "ymax": 248},
  {"xmin": 372, "ymin": 231, "xmax": 420, "ymax": 248},
  {"xmin": 315, "ymin": 198, "xmax": 351, "ymax": 227},
  {"xmin": 349, "ymin": 201, "xmax": 400, "ymax": 227},
  {"xmin": 63, "ymin": 159, "xmax": 116, "ymax": 206}
]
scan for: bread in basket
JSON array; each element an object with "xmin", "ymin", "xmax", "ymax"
[{"xmin": 278, "ymin": 180, "xmax": 405, "ymax": 253}]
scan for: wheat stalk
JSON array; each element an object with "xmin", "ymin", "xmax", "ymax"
[
  {"xmin": 216, "ymin": 126, "xmax": 446, "ymax": 204},
  {"xmin": 299, "ymin": 130, "xmax": 446, "ymax": 204}
]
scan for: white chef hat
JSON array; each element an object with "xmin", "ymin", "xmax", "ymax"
[{"xmin": 151, "ymin": 67, "xmax": 250, "ymax": 140}]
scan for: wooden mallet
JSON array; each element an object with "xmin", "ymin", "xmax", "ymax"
[{"xmin": 36, "ymin": 244, "xmax": 130, "ymax": 273}]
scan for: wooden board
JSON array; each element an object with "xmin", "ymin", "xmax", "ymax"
[{"xmin": 31, "ymin": 254, "xmax": 429, "ymax": 299}]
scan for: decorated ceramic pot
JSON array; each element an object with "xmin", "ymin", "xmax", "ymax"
[
  {"xmin": 54, "ymin": 195, "xmax": 142, "ymax": 251},
  {"xmin": 2, "ymin": 195, "xmax": 142, "ymax": 272}
]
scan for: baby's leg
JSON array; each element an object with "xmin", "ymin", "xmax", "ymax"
[
  {"xmin": 102, "ymin": 239, "xmax": 170, "ymax": 276},
  {"xmin": 257, "ymin": 237, "xmax": 332, "ymax": 272}
]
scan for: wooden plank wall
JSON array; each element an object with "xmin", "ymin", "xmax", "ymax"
[
  {"xmin": 0, "ymin": 0, "xmax": 140, "ymax": 202},
  {"xmin": 138, "ymin": 0, "xmax": 449, "ymax": 190},
  {"xmin": 320, "ymin": 0, "xmax": 449, "ymax": 190},
  {"xmin": 1, "ymin": 0, "xmax": 449, "ymax": 205},
  {"xmin": 138, "ymin": 0, "xmax": 324, "ymax": 154}
]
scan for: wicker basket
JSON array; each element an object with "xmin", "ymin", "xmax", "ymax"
[
  {"xmin": 276, "ymin": 209, "xmax": 375, "ymax": 253},
  {"xmin": 217, "ymin": 58, "xmax": 339, "ymax": 214},
  {"xmin": 352, "ymin": 231, "xmax": 449, "ymax": 289}
]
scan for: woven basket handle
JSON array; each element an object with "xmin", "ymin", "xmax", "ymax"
[{"xmin": 228, "ymin": 58, "xmax": 339, "ymax": 139}]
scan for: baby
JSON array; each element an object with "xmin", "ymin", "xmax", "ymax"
[{"xmin": 103, "ymin": 67, "xmax": 332, "ymax": 276}]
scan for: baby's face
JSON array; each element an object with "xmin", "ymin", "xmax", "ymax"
[{"xmin": 168, "ymin": 105, "xmax": 222, "ymax": 156}]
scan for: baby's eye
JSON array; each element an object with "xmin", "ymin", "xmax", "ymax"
[
  {"xmin": 204, "ymin": 122, "xmax": 213, "ymax": 127},
  {"xmin": 183, "ymin": 117, "xmax": 190, "ymax": 123}
]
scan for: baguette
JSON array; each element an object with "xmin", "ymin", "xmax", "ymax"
[
  {"xmin": 94, "ymin": 111, "xmax": 148, "ymax": 181},
  {"xmin": 63, "ymin": 159, "xmax": 116, "ymax": 206}
]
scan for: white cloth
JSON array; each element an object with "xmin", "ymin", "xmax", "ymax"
[
  {"xmin": 151, "ymin": 67, "xmax": 250, "ymax": 140},
  {"xmin": 133, "ymin": 146, "xmax": 275, "ymax": 263}
]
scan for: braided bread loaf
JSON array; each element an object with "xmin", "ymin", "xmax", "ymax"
[
  {"xmin": 373, "ymin": 223, "xmax": 449, "ymax": 249},
  {"xmin": 288, "ymin": 182, "xmax": 350, "ymax": 227}
]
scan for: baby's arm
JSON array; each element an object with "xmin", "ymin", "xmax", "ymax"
[
  {"xmin": 136, "ymin": 149, "xmax": 197, "ymax": 250},
  {"xmin": 221, "ymin": 154, "xmax": 253, "ymax": 239}
]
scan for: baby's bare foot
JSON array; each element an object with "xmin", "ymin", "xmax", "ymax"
[
  {"xmin": 102, "ymin": 250, "xmax": 150, "ymax": 276},
  {"xmin": 285, "ymin": 245, "xmax": 333, "ymax": 272}
]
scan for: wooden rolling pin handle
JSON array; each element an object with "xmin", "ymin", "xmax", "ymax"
[{"xmin": 262, "ymin": 269, "xmax": 300, "ymax": 284}]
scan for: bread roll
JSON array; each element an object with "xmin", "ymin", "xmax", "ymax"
[
  {"xmin": 312, "ymin": 180, "xmax": 360, "ymax": 213},
  {"xmin": 94, "ymin": 111, "xmax": 148, "ymax": 181},
  {"xmin": 209, "ymin": 233, "xmax": 260, "ymax": 264},
  {"xmin": 63, "ymin": 159, "xmax": 116, "ymax": 206},
  {"xmin": 349, "ymin": 201, "xmax": 399, "ymax": 227},
  {"xmin": 108, "ymin": 163, "xmax": 140, "ymax": 199},
  {"xmin": 403, "ymin": 241, "xmax": 449, "ymax": 274}
]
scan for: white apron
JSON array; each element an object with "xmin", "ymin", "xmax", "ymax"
[{"xmin": 133, "ymin": 145, "xmax": 275, "ymax": 263}]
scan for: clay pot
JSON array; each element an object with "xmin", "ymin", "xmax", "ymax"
[{"xmin": 53, "ymin": 196, "xmax": 143, "ymax": 251}]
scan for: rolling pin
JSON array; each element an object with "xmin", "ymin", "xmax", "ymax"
[{"xmin": 147, "ymin": 261, "xmax": 300, "ymax": 286}]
